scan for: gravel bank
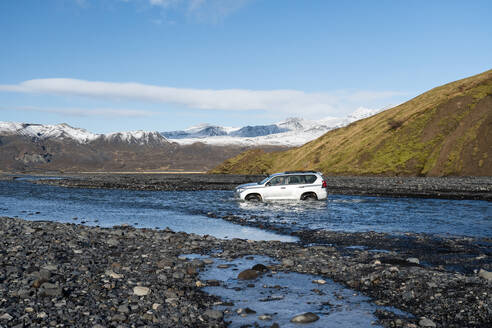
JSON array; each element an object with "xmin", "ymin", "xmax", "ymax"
[
  {"xmin": 216, "ymin": 214, "xmax": 492, "ymax": 275},
  {"xmin": 5, "ymin": 174, "xmax": 491, "ymax": 201},
  {"xmin": 1, "ymin": 217, "xmax": 491, "ymax": 327}
]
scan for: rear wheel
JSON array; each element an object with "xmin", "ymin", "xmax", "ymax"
[
  {"xmin": 301, "ymin": 193, "xmax": 318, "ymax": 201},
  {"xmin": 245, "ymin": 194, "xmax": 262, "ymax": 202}
]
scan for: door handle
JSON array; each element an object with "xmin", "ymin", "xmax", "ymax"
[{"xmin": 281, "ymin": 187, "xmax": 286, "ymax": 189}]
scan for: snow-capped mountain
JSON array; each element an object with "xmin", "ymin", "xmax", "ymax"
[
  {"xmin": 0, "ymin": 122, "xmax": 99, "ymax": 143},
  {"xmin": 229, "ymin": 124, "xmax": 288, "ymax": 137},
  {"xmin": 103, "ymin": 131, "xmax": 168, "ymax": 145},
  {"xmin": 0, "ymin": 122, "xmax": 169, "ymax": 145},
  {"xmin": 0, "ymin": 106, "xmax": 383, "ymax": 148},
  {"xmin": 161, "ymin": 107, "xmax": 384, "ymax": 147},
  {"xmin": 162, "ymin": 123, "xmax": 236, "ymax": 139}
]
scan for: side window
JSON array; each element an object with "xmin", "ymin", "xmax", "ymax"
[
  {"xmin": 287, "ymin": 175, "xmax": 302, "ymax": 184},
  {"xmin": 268, "ymin": 176, "xmax": 286, "ymax": 186},
  {"xmin": 304, "ymin": 175, "xmax": 317, "ymax": 184}
]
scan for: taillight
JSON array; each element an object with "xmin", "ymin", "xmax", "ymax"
[{"xmin": 322, "ymin": 180, "xmax": 327, "ymax": 188}]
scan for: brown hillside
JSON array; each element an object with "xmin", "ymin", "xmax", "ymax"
[
  {"xmin": 0, "ymin": 135, "xmax": 287, "ymax": 173},
  {"xmin": 211, "ymin": 69, "xmax": 492, "ymax": 176}
]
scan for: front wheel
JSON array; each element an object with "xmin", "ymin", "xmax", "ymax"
[{"xmin": 245, "ymin": 194, "xmax": 262, "ymax": 202}]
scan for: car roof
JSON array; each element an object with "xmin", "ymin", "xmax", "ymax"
[{"xmin": 269, "ymin": 171, "xmax": 320, "ymax": 177}]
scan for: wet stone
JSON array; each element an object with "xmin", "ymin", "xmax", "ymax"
[
  {"xmin": 290, "ymin": 312, "xmax": 319, "ymax": 323},
  {"xmin": 282, "ymin": 259, "xmax": 294, "ymax": 266},
  {"xmin": 478, "ymin": 269, "xmax": 492, "ymax": 281},
  {"xmin": 258, "ymin": 314, "xmax": 272, "ymax": 320},
  {"xmin": 203, "ymin": 309, "xmax": 223, "ymax": 320},
  {"xmin": 251, "ymin": 264, "xmax": 269, "ymax": 272},
  {"xmin": 419, "ymin": 317, "xmax": 436, "ymax": 327},
  {"xmin": 238, "ymin": 269, "xmax": 259, "ymax": 280}
]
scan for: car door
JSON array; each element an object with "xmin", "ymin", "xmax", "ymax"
[
  {"xmin": 286, "ymin": 175, "xmax": 304, "ymax": 199},
  {"xmin": 262, "ymin": 176, "xmax": 290, "ymax": 200}
]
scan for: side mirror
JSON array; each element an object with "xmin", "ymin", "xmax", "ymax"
[{"xmin": 265, "ymin": 182, "xmax": 271, "ymax": 186}]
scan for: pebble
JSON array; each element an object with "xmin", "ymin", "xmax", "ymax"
[
  {"xmin": 252, "ymin": 263, "xmax": 269, "ymax": 272},
  {"xmin": 237, "ymin": 269, "xmax": 259, "ymax": 280},
  {"xmin": 290, "ymin": 312, "xmax": 319, "ymax": 323},
  {"xmin": 117, "ymin": 304, "xmax": 130, "ymax": 314},
  {"xmin": 282, "ymin": 259, "xmax": 294, "ymax": 266},
  {"xmin": 105, "ymin": 270, "xmax": 123, "ymax": 279},
  {"xmin": 217, "ymin": 264, "xmax": 231, "ymax": 269},
  {"xmin": 0, "ymin": 313, "xmax": 13, "ymax": 321},
  {"xmin": 419, "ymin": 317, "xmax": 436, "ymax": 327},
  {"xmin": 203, "ymin": 309, "xmax": 223, "ymax": 320},
  {"xmin": 237, "ymin": 307, "xmax": 256, "ymax": 315},
  {"xmin": 478, "ymin": 269, "xmax": 492, "ymax": 281},
  {"xmin": 258, "ymin": 314, "xmax": 272, "ymax": 320},
  {"xmin": 133, "ymin": 286, "xmax": 150, "ymax": 296}
]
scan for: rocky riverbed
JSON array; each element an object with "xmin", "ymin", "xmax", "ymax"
[
  {"xmin": 2, "ymin": 174, "xmax": 491, "ymax": 200},
  {"xmin": 216, "ymin": 214, "xmax": 492, "ymax": 275},
  {"xmin": 1, "ymin": 217, "xmax": 491, "ymax": 327}
]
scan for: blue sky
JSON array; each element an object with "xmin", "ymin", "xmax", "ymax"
[{"xmin": 1, "ymin": 0, "xmax": 491, "ymax": 133}]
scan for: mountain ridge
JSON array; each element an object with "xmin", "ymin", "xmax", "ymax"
[
  {"xmin": 161, "ymin": 108, "xmax": 383, "ymax": 147},
  {"xmin": 0, "ymin": 122, "xmax": 170, "ymax": 145},
  {"xmin": 0, "ymin": 122, "xmax": 287, "ymax": 173}
]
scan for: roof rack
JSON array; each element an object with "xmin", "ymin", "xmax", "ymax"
[{"xmin": 283, "ymin": 170, "xmax": 318, "ymax": 174}]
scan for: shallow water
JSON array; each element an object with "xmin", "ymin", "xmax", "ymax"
[
  {"xmin": 186, "ymin": 254, "xmax": 412, "ymax": 327},
  {"xmin": 0, "ymin": 179, "xmax": 490, "ymax": 238},
  {"xmin": 0, "ymin": 180, "xmax": 295, "ymax": 242}
]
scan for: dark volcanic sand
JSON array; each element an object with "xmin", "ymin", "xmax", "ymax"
[{"xmin": 0, "ymin": 217, "xmax": 491, "ymax": 327}]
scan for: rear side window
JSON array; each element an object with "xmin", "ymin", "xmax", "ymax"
[
  {"xmin": 287, "ymin": 175, "xmax": 303, "ymax": 184},
  {"xmin": 303, "ymin": 175, "xmax": 317, "ymax": 184}
]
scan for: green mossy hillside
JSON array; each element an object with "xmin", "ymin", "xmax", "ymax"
[{"xmin": 211, "ymin": 69, "xmax": 492, "ymax": 176}]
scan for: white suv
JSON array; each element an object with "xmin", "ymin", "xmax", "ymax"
[{"xmin": 235, "ymin": 171, "xmax": 328, "ymax": 201}]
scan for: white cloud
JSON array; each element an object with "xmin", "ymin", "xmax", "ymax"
[
  {"xmin": 149, "ymin": 0, "xmax": 182, "ymax": 7},
  {"xmin": 148, "ymin": 0, "xmax": 252, "ymax": 22},
  {"xmin": 74, "ymin": 0, "xmax": 88, "ymax": 7},
  {"xmin": 0, "ymin": 78, "xmax": 406, "ymax": 117},
  {"xmin": 1, "ymin": 105, "xmax": 155, "ymax": 118}
]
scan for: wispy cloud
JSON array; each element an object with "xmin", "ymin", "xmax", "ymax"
[
  {"xmin": 1, "ymin": 105, "xmax": 155, "ymax": 118},
  {"xmin": 74, "ymin": 0, "xmax": 88, "ymax": 7},
  {"xmin": 149, "ymin": 0, "xmax": 181, "ymax": 7},
  {"xmin": 148, "ymin": 0, "xmax": 253, "ymax": 23},
  {"xmin": 0, "ymin": 78, "xmax": 407, "ymax": 117}
]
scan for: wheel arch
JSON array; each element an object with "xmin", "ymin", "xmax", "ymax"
[
  {"xmin": 245, "ymin": 193, "xmax": 262, "ymax": 201},
  {"xmin": 300, "ymin": 191, "xmax": 318, "ymax": 200}
]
